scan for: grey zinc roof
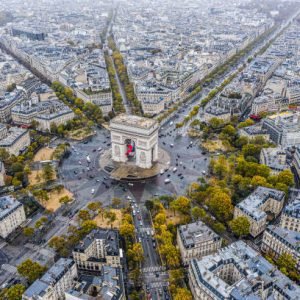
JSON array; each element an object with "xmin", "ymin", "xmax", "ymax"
[
  {"xmin": 0, "ymin": 195, "xmax": 22, "ymax": 221},
  {"xmin": 266, "ymin": 225, "xmax": 300, "ymax": 251},
  {"xmin": 190, "ymin": 241, "xmax": 300, "ymax": 300},
  {"xmin": 236, "ymin": 186, "xmax": 285, "ymax": 221},
  {"xmin": 23, "ymin": 258, "xmax": 75, "ymax": 298},
  {"xmin": 283, "ymin": 196, "xmax": 300, "ymax": 219},
  {"xmin": 74, "ymin": 229, "xmax": 119, "ymax": 256},
  {"xmin": 179, "ymin": 221, "xmax": 220, "ymax": 249},
  {"xmin": 0, "ymin": 126, "xmax": 28, "ymax": 147}
]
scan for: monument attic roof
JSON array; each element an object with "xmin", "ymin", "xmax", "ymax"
[{"xmin": 110, "ymin": 114, "xmax": 157, "ymax": 129}]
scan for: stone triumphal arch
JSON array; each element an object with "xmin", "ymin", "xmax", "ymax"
[{"xmin": 110, "ymin": 114, "xmax": 159, "ymax": 169}]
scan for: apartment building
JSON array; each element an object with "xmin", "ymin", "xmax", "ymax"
[
  {"xmin": 188, "ymin": 241, "xmax": 300, "ymax": 300},
  {"xmin": 35, "ymin": 108, "xmax": 75, "ymax": 132},
  {"xmin": 293, "ymin": 146, "xmax": 300, "ymax": 179},
  {"xmin": 65, "ymin": 266, "xmax": 125, "ymax": 300},
  {"xmin": 234, "ymin": 186, "xmax": 285, "ymax": 237},
  {"xmin": 0, "ymin": 91, "xmax": 24, "ymax": 122},
  {"xmin": 260, "ymin": 147, "xmax": 289, "ymax": 174},
  {"xmin": 261, "ymin": 225, "xmax": 300, "ymax": 271},
  {"xmin": 177, "ymin": 221, "xmax": 222, "ymax": 265},
  {"xmin": 262, "ymin": 112, "xmax": 300, "ymax": 146},
  {"xmin": 0, "ymin": 195, "xmax": 26, "ymax": 239},
  {"xmin": 280, "ymin": 194, "xmax": 300, "ymax": 232},
  {"xmin": 238, "ymin": 125, "xmax": 269, "ymax": 141},
  {"xmin": 0, "ymin": 162, "xmax": 6, "ymax": 187},
  {"xmin": 23, "ymin": 258, "xmax": 77, "ymax": 300},
  {"xmin": 0, "ymin": 125, "xmax": 30, "ymax": 155},
  {"xmin": 73, "ymin": 229, "xmax": 121, "ymax": 272},
  {"xmin": 75, "ymin": 89, "xmax": 112, "ymax": 115}
]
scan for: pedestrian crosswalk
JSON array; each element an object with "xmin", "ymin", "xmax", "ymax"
[
  {"xmin": 1, "ymin": 264, "xmax": 16, "ymax": 273},
  {"xmin": 142, "ymin": 266, "xmax": 166, "ymax": 273},
  {"xmin": 150, "ymin": 281, "xmax": 169, "ymax": 288}
]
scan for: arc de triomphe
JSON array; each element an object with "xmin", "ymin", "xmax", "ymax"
[{"xmin": 109, "ymin": 114, "xmax": 159, "ymax": 169}]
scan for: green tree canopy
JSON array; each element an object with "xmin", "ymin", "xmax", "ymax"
[
  {"xmin": 17, "ymin": 259, "xmax": 47, "ymax": 283},
  {"xmin": 229, "ymin": 216, "xmax": 250, "ymax": 237}
]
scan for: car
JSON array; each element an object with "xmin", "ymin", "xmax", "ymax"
[
  {"xmin": 93, "ymin": 149, "xmax": 96, "ymax": 152},
  {"xmin": 91, "ymin": 189, "xmax": 95, "ymax": 194},
  {"xmin": 158, "ymin": 289, "xmax": 163, "ymax": 295},
  {"xmin": 170, "ymin": 143, "xmax": 174, "ymax": 147},
  {"xmin": 137, "ymin": 215, "xmax": 141, "ymax": 220},
  {"xmin": 96, "ymin": 179, "xmax": 100, "ymax": 182},
  {"xmin": 139, "ymin": 221, "xmax": 143, "ymax": 226},
  {"xmin": 98, "ymin": 147, "xmax": 102, "ymax": 151},
  {"xmin": 155, "ymin": 273, "xmax": 159, "ymax": 278},
  {"xmin": 79, "ymin": 161, "xmax": 82, "ymax": 165},
  {"xmin": 173, "ymin": 167, "xmax": 177, "ymax": 172},
  {"xmin": 164, "ymin": 178, "xmax": 170, "ymax": 184}
]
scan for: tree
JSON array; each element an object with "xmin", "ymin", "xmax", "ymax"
[
  {"xmin": 12, "ymin": 177, "xmax": 22, "ymax": 187},
  {"xmin": 221, "ymin": 125, "xmax": 236, "ymax": 137},
  {"xmin": 170, "ymin": 196, "xmax": 191, "ymax": 215},
  {"xmin": 276, "ymin": 169, "xmax": 294, "ymax": 187},
  {"xmin": 120, "ymin": 222, "xmax": 135, "ymax": 240},
  {"xmin": 229, "ymin": 216, "xmax": 250, "ymax": 237},
  {"xmin": 238, "ymin": 119, "xmax": 254, "ymax": 129},
  {"xmin": 17, "ymin": 259, "xmax": 47, "ymax": 283},
  {"xmin": 104, "ymin": 210, "xmax": 117, "ymax": 228},
  {"xmin": 209, "ymin": 117, "xmax": 224, "ymax": 129},
  {"xmin": 35, "ymin": 217, "xmax": 48, "ymax": 229},
  {"xmin": 87, "ymin": 201, "xmax": 102, "ymax": 211},
  {"xmin": 23, "ymin": 227, "xmax": 34, "ymax": 237},
  {"xmin": 277, "ymin": 252, "xmax": 297, "ymax": 273},
  {"xmin": 0, "ymin": 148, "xmax": 10, "ymax": 162},
  {"xmin": 48, "ymin": 236, "xmax": 68, "ymax": 256},
  {"xmin": 78, "ymin": 209, "xmax": 91, "ymax": 221},
  {"xmin": 173, "ymin": 288, "xmax": 192, "ymax": 300},
  {"xmin": 5, "ymin": 284, "xmax": 26, "ymax": 300},
  {"xmin": 206, "ymin": 190, "xmax": 233, "ymax": 221},
  {"xmin": 42, "ymin": 163, "xmax": 55, "ymax": 182},
  {"xmin": 112, "ymin": 197, "xmax": 121, "ymax": 208},
  {"xmin": 154, "ymin": 212, "xmax": 167, "ymax": 226},
  {"xmin": 145, "ymin": 200, "xmax": 154, "ymax": 211},
  {"xmin": 6, "ymin": 82, "xmax": 16, "ymax": 92},
  {"xmin": 80, "ymin": 220, "xmax": 98, "ymax": 235},
  {"xmin": 212, "ymin": 222, "xmax": 226, "ymax": 234},
  {"xmin": 191, "ymin": 207, "xmax": 206, "ymax": 220},
  {"xmin": 59, "ymin": 195, "xmax": 72, "ymax": 204},
  {"xmin": 132, "ymin": 243, "xmax": 144, "ymax": 263},
  {"xmin": 24, "ymin": 164, "xmax": 31, "ymax": 175},
  {"xmin": 210, "ymin": 156, "xmax": 230, "ymax": 179}
]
